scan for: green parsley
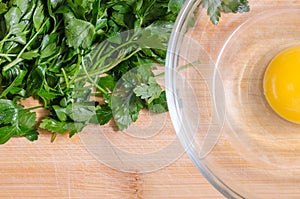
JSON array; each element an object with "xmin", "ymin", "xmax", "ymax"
[
  {"xmin": 0, "ymin": 0, "xmax": 185, "ymax": 143},
  {"xmin": 203, "ymin": 0, "xmax": 250, "ymax": 24},
  {"xmin": 0, "ymin": 0, "xmax": 249, "ymax": 144}
]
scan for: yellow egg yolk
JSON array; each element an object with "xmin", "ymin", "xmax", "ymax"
[{"xmin": 263, "ymin": 46, "xmax": 300, "ymax": 124}]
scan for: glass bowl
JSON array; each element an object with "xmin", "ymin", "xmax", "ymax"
[{"xmin": 166, "ymin": 0, "xmax": 300, "ymax": 198}]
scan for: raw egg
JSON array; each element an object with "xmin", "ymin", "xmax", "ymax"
[{"xmin": 263, "ymin": 46, "xmax": 300, "ymax": 124}]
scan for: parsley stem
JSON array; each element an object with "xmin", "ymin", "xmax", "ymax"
[
  {"xmin": 90, "ymin": 34, "xmax": 137, "ymax": 71},
  {"xmin": 2, "ymin": 19, "xmax": 49, "ymax": 72},
  {"xmin": 154, "ymin": 60, "xmax": 201, "ymax": 79},
  {"xmin": 61, "ymin": 68, "xmax": 70, "ymax": 88},
  {"xmin": 0, "ymin": 33, "xmax": 10, "ymax": 47},
  {"xmin": 68, "ymin": 54, "xmax": 83, "ymax": 86},
  {"xmin": 0, "ymin": 53, "xmax": 17, "ymax": 57},
  {"xmin": 51, "ymin": 18, "xmax": 63, "ymax": 33},
  {"xmin": 81, "ymin": 56, "xmax": 108, "ymax": 95},
  {"xmin": 26, "ymin": 106, "xmax": 44, "ymax": 111},
  {"xmin": 51, "ymin": 133, "xmax": 57, "ymax": 143},
  {"xmin": 2, "ymin": 57, "xmax": 23, "ymax": 71},
  {"xmin": 0, "ymin": 53, "xmax": 17, "ymax": 62},
  {"xmin": 16, "ymin": 19, "xmax": 50, "ymax": 60},
  {"xmin": 75, "ymin": 48, "xmax": 141, "ymax": 82},
  {"xmin": 3, "ymin": 19, "xmax": 50, "ymax": 72},
  {"xmin": 97, "ymin": 47, "xmax": 142, "ymax": 74}
]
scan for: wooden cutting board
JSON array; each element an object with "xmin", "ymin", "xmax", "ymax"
[
  {"xmin": 0, "ymin": 93, "xmax": 223, "ymax": 199},
  {"xmin": 0, "ymin": 104, "xmax": 224, "ymax": 199}
]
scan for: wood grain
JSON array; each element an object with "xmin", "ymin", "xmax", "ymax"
[{"xmin": 0, "ymin": 109, "xmax": 223, "ymax": 199}]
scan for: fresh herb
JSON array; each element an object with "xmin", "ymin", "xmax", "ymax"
[
  {"xmin": 0, "ymin": 0, "xmax": 186, "ymax": 143},
  {"xmin": 111, "ymin": 63, "xmax": 164, "ymax": 130},
  {"xmin": 0, "ymin": 0, "xmax": 249, "ymax": 144},
  {"xmin": 0, "ymin": 99, "xmax": 38, "ymax": 144},
  {"xmin": 203, "ymin": 0, "xmax": 250, "ymax": 24}
]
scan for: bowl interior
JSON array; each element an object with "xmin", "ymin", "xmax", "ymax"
[{"xmin": 166, "ymin": 0, "xmax": 300, "ymax": 198}]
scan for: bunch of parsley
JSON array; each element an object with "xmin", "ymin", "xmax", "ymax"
[{"xmin": 0, "ymin": 0, "xmax": 249, "ymax": 144}]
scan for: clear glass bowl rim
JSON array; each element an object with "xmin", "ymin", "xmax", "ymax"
[{"xmin": 165, "ymin": 0, "xmax": 244, "ymax": 198}]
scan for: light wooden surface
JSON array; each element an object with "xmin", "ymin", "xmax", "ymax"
[{"xmin": 0, "ymin": 105, "xmax": 224, "ymax": 199}]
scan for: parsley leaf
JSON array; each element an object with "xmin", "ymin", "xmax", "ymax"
[
  {"xmin": 148, "ymin": 91, "xmax": 168, "ymax": 113},
  {"xmin": 0, "ymin": 2, "xmax": 7, "ymax": 15},
  {"xmin": 133, "ymin": 77, "xmax": 162, "ymax": 104},
  {"xmin": 64, "ymin": 12, "xmax": 95, "ymax": 49},
  {"xmin": 111, "ymin": 64, "xmax": 167, "ymax": 130},
  {"xmin": 0, "ymin": 126, "xmax": 17, "ymax": 144},
  {"xmin": 203, "ymin": 0, "xmax": 250, "ymax": 24},
  {"xmin": 168, "ymin": 0, "xmax": 186, "ymax": 13},
  {"xmin": 39, "ymin": 117, "xmax": 86, "ymax": 138},
  {"xmin": 0, "ymin": 99, "xmax": 38, "ymax": 144},
  {"xmin": 91, "ymin": 105, "xmax": 113, "ymax": 125}
]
